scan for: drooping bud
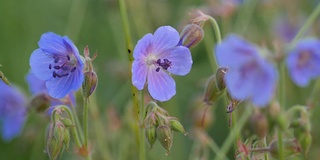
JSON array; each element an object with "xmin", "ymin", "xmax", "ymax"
[
  {"xmin": 250, "ymin": 109, "xmax": 268, "ymax": 139},
  {"xmin": 215, "ymin": 67, "xmax": 228, "ymax": 91},
  {"xmin": 27, "ymin": 93, "xmax": 51, "ymax": 113},
  {"xmin": 203, "ymin": 75, "xmax": 223, "ymax": 105},
  {"xmin": 61, "ymin": 118, "xmax": 73, "ymax": 127},
  {"xmin": 82, "ymin": 71, "xmax": 98, "ymax": 98},
  {"xmin": 145, "ymin": 126, "xmax": 157, "ymax": 149},
  {"xmin": 168, "ymin": 117, "xmax": 187, "ymax": 134},
  {"xmin": 178, "ymin": 24, "xmax": 204, "ymax": 49},
  {"xmin": 53, "ymin": 121, "xmax": 70, "ymax": 150},
  {"xmin": 157, "ymin": 125, "xmax": 173, "ymax": 155},
  {"xmin": 269, "ymin": 139, "xmax": 302, "ymax": 159},
  {"xmin": 298, "ymin": 132, "xmax": 312, "ymax": 158},
  {"xmin": 46, "ymin": 123, "xmax": 64, "ymax": 160}
]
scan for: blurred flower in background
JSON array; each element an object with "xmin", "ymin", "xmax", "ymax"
[
  {"xmin": 215, "ymin": 34, "xmax": 277, "ymax": 106},
  {"xmin": 286, "ymin": 38, "xmax": 320, "ymax": 87},
  {"xmin": 0, "ymin": 81, "xmax": 26, "ymax": 142},
  {"xmin": 131, "ymin": 26, "xmax": 192, "ymax": 101},
  {"xmin": 29, "ymin": 32, "xmax": 84, "ymax": 99}
]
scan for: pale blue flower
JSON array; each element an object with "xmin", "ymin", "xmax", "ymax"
[
  {"xmin": 132, "ymin": 26, "xmax": 192, "ymax": 101},
  {"xmin": 215, "ymin": 34, "xmax": 277, "ymax": 106},
  {"xmin": 29, "ymin": 32, "xmax": 84, "ymax": 99}
]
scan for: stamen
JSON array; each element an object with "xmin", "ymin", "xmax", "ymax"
[
  {"xmin": 156, "ymin": 58, "xmax": 172, "ymax": 70},
  {"xmin": 67, "ymin": 55, "xmax": 70, "ymax": 61},
  {"xmin": 156, "ymin": 67, "xmax": 160, "ymax": 72},
  {"xmin": 53, "ymin": 55, "xmax": 60, "ymax": 63},
  {"xmin": 49, "ymin": 64, "xmax": 52, "ymax": 70},
  {"xmin": 71, "ymin": 67, "xmax": 76, "ymax": 72},
  {"xmin": 54, "ymin": 66, "xmax": 61, "ymax": 70},
  {"xmin": 53, "ymin": 71, "xmax": 57, "ymax": 78}
]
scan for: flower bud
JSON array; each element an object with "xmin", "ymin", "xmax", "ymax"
[
  {"xmin": 82, "ymin": 71, "xmax": 98, "ymax": 98},
  {"xmin": 178, "ymin": 24, "xmax": 204, "ymax": 49},
  {"xmin": 215, "ymin": 67, "xmax": 228, "ymax": 91},
  {"xmin": 157, "ymin": 125, "xmax": 173, "ymax": 155},
  {"xmin": 298, "ymin": 132, "xmax": 312, "ymax": 157},
  {"xmin": 27, "ymin": 93, "xmax": 51, "ymax": 113},
  {"xmin": 168, "ymin": 117, "xmax": 186, "ymax": 134},
  {"xmin": 203, "ymin": 75, "xmax": 223, "ymax": 105},
  {"xmin": 145, "ymin": 126, "xmax": 157, "ymax": 149},
  {"xmin": 269, "ymin": 139, "xmax": 301, "ymax": 159},
  {"xmin": 61, "ymin": 118, "xmax": 73, "ymax": 127},
  {"xmin": 46, "ymin": 123, "xmax": 64, "ymax": 160},
  {"xmin": 53, "ymin": 121, "xmax": 70, "ymax": 147},
  {"xmin": 144, "ymin": 101, "xmax": 158, "ymax": 119}
]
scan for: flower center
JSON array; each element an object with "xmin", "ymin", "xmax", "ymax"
[
  {"xmin": 49, "ymin": 54, "xmax": 77, "ymax": 78},
  {"xmin": 298, "ymin": 51, "xmax": 311, "ymax": 67},
  {"xmin": 145, "ymin": 54, "xmax": 172, "ymax": 72}
]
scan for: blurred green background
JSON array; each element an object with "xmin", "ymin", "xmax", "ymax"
[{"xmin": 1, "ymin": 0, "xmax": 320, "ymax": 159}]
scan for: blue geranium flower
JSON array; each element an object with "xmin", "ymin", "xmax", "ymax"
[
  {"xmin": 286, "ymin": 38, "xmax": 320, "ymax": 87},
  {"xmin": 0, "ymin": 81, "xmax": 26, "ymax": 142},
  {"xmin": 29, "ymin": 32, "xmax": 84, "ymax": 99},
  {"xmin": 132, "ymin": 26, "xmax": 192, "ymax": 101},
  {"xmin": 215, "ymin": 34, "xmax": 277, "ymax": 106}
]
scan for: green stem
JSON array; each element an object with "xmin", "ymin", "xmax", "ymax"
[
  {"xmin": 118, "ymin": 0, "xmax": 141, "ymax": 153},
  {"xmin": 56, "ymin": 105, "xmax": 82, "ymax": 148},
  {"xmin": 83, "ymin": 98, "xmax": 92, "ymax": 160},
  {"xmin": 233, "ymin": 0, "xmax": 258, "ymax": 34},
  {"xmin": 291, "ymin": 2, "xmax": 320, "ymax": 45},
  {"xmin": 207, "ymin": 17, "xmax": 222, "ymax": 44},
  {"xmin": 139, "ymin": 90, "xmax": 146, "ymax": 160},
  {"xmin": 277, "ymin": 129, "xmax": 284, "ymax": 160},
  {"xmin": 213, "ymin": 106, "xmax": 253, "ymax": 160},
  {"xmin": 70, "ymin": 102, "xmax": 84, "ymax": 142}
]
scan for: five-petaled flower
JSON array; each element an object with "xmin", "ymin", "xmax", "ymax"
[
  {"xmin": 215, "ymin": 34, "xmax": 277, "ymax": 106},
  {"xmin": 132, "ymin": 26, "xmax": 193, "ymax": 101},
  {"xmin": 0, "ymin": 81, "xmax": 26, "ymax": 142},
  {"xmin": 30, "ymin": 32, "xmax": 84, "ymax": 99},
  {"xmin": 286, "ymin": 38, "xmax": 320, "ymax": 87}
]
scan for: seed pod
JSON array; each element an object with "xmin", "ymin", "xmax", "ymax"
[
  {"xmin": 82, "ymin": 71, "xmax": 98, "ymax": 98},
  {"xmin": 145, "ymin": 126, "xmax": 157, "ymax": 149},
  {"xmin": 157, "ymin": 125, "xmax": 173, "ymax": 155}
]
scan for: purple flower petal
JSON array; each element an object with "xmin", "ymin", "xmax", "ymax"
[
  {"xmin": 132, "ymin": 59, "xmax": 148, "ymax": 90},
  {"xmin": 152, "ymin": 26, "xmax": 180, "ymax": 53},
  {"xmin": 133, "ymin": 33, "xmax": 153, "ymax": 59},
  {"xmin": 38, "ymin": 32, "xmax": 69, "ymax": 55},
  {"xmin": 160, "ymin": 46, "xmax": 192, "ymax": 75},
  {"xmin": 29, "ymin": 49, "xmax": 54, "ymax": 80},
  {"xmin": 147, "ymin": 67, "xmax": 176, "ymax": 102},
  {"xmin": 25, "ymin": 70, "xmax": 47, "ymax": 94}
]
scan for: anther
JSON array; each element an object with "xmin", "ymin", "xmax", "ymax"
[
  {"xmin": 156, "ymin": 67, "xmax": 160, "ymax": 72},
  {"xmin": 49, "ymin": 64, "xmax": 52, "ymax": 70},
  {"xmin": 71, "ymin": 67, "xmax": 76, "ymax": 72},
  {"xmin": 53, "ymin": 71, "xmax": 57, "ymax": 78},
  {"xmin": 54, "ymin": 66, "xmax": 61, "ymax": 70},
  {"xmin": 67, "ymin": 55, "xmax": 70, "ymax": 61}
]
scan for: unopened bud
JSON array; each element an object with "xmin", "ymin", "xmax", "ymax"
[
  {"xmin": 157, "ymin": 125, "xmax": 173, "ymax": 155},
  {"xmin": 178, "ymin": 24, "xmax": 204, "ymax": 49},
  {"xmin": 46, "ymin": 124, "xmax": 63, "ymax": 160},
  {"xmin": 269, "ymin": 139, "xmax": 301, "ymax": 159},
  {"xmin": 61, "ymin": 118, "xmax": 73, "ymax": 127},
  {"xmin": 168, "ymin": 117, "xmax": 186, "ymax": 134},
  {"xmin": 250, "ymin": 110, "xmax": 268, "ymax": 139},
  {"xmin": 144, "ymin": 101, "xmax": 158, "ymax": 119},
  {"xmin": 27, "ymin": 93, "xmax": 51, "ymax": 113},
  {"xmin": 203, "ymin": 75, "xmax": 223, "ymax": 105},
  {"xmin": 145, "ymin": 126, "xmax": 157, "ymax": 149},
  {"xmin": 215, "ymin": 67, "xmax": 228, "ymax": 91},
  {"xmin": 298, "ymin": 132, "xmax": 312, "ymax": 157},
  {"xmin": 82, "ymin": 71, "xmax": 98, "ymax": 98}
]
